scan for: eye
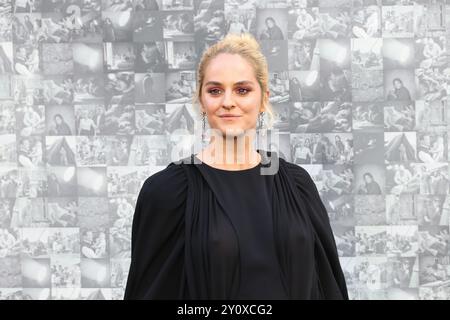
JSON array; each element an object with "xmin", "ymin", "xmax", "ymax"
[
  {"xmin": 237, "ymin": 88, "xmax": 251, "ymax": 95},
  {"xmin": 207, "ymin": 88, "xmax": 221, "ymax": 95}
]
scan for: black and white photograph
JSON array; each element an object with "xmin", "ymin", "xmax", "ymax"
[
  {"xmin": 384, "ymin": 101, "xmax": 415, "ymax": 131},
  {"xmin": 133, "ymin": 10, "xmax": 164, "ymax": 42},
  {"xmin": 351, "ymin": 38, "xmax": 383, "ymax": 72},
  {"xmin": 352, "ymin": 102, "xmax": 384, "ymax": 132},
  {"xmin": 162, "ymin": 10, "xmax": 195, "ymax": 41},
  {"xmin": 269, "ymin": 71, "xmax": 289, "ymax": 103},
  {"xmin": 46, "ymin": 166, "xmax": 78, "ymax": 197},
  {"xmin": 134, "ymin": 104, "xmax": 166, "ymax": 135},
  {"xmin": 415, "ymin": 195, "xmax": 448, "ymax": 226},
  {"xmin": 43, "ymin": 76, "xmax": 74, "ymax": 105},
  {"xmin": 73, "ymin": 74, "xmax": 105, "ymax": 103},
  {"xmin": 415, "ymin": 66, "xmax": 448, "ymax": 102},
  {"xmin": 45, "ymin": 104, "xmax": 75, "ymax": 135},
  {"xmin": 0, "ymin": 0, "xmax": 449, "ymax": 301},
  {"xmin": 105, "ymin": 136, "xmax": 131, "ymax": 165},
  {"xmin": 386, "ymin": 225, "xmax": 419, "ymax": 257},
  {"xmin": 381, "ymin": 5, "xmax": 415, "ymax": 38},
  {"xmin": 41, "ymin": 43, "xmax": 73, "ymax": 75},
  {"xmin": 80, "ymin": 258, "xmax": 110, "ymax": 288},
  {"xmin": 386, "ymin": 194, "xmax": 416, "ymax": 225},
  {"xmin": 13, "ymin": 44, "xmax": 40, "ymax": 75},
  {"xmin": 419, "ymin": 255, "xmax": 450, "ymax": 287},
  {"xmin": 46, "ymin": 136, "xmax": 77, "ymax": 166},
  {"xmin": 21, "ymin": 257, "xmax": 51, "ymax": 287},
  {"xmin": 107, "ymin": 166, "xmax": 144, "ymax": 197},
  {"xmin": 102, "ymin": 11, "xmax": 133, "ymax": 42},
  {"xmin": 75, "ymin": 136, "xmax": 107, "ymax": 166},
  {"xmin": 193, "ymin": 3, "xmax": 227, "ymax": 57},
  {"xmin": 72, "ymin": 43, "xmax": 104, "ymax": 74},
  {"xmin": 384, "ymin": 131, "xmax": 416, "ymax": 163},
  {"xmin": 355, "ymin": 226, "xmax": 388, "ymax": 256},
  {"xmin": 353, "ymin": 132, "xmax": 384, "ymax": 164},
  {"xmin": 419, "ymin": 226, "xmax": 449, "ymax": 257},
  {"xmin": 105, "ymin": 71, "xmax": 134, "ymax": 104},
  {"xmin": 384, "ymin": 69, "xmax": 415, "ymax": 101},
  {"xmin": 77, "ymin": 196, "xmax": 109, "ymax": 231},
  {"xmin": 46, "ymin": 197, "xmax": 78, "ymax": 227},
  {"xmin": 164, "ymin": 70, "xmax": 194, "ymax": 103},
  {"xmin": 354, "ymin": 195, "xmax": 386, "ymax": 225},
  {"xmin": 16, "ymin": 135, "xmax": 44, "ymax": 167},
  {"xmin": 382, "ymin": 37, "xmax": 415, "ymax": 70},
  {"xmin": 351, "ymin": 5, "xmax": 381, "ymax": 38},
  {"xmin": 81, "ymin": 228, "xmax": 109, "ymax": 259},
  {"xmin": 352, "ymin": 69, "xmax": 384, "ymax": 102},
  {"xmin": 77, "ymin": 167, "xmax": 108, "ymax": 196},
  {"xmin": 135, "ymin": 41, "xmax": 167, "ymax": 72},
  {"xmin": 416, "ymin": 131, "xmax": 447, "ymax": 163},
  {"xmin": 51, "ymin": 255, "xmax": 81, "ymax": 288},
  {"xmin": 0, "ymin": 228, "xmax": 20, "ymax": 258},
  {"xmin": 354, "ymin": 164, "xmax": 385, "ymax": 195},
  {"xmin": 104, "ymin": 41, "xmax": 135, "ymax": 72},
  {"xmin": 415, "ymin": 99, "xmax": 446, "ymax": 132},
  {"xmin": 16, "ymin": 104, "xmax": 45, "ymax": 137},
  {"xmin": 288, "ymin": 7, "xmax": 320, "ymax": 40}
]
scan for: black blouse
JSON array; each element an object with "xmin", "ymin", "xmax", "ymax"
[
  {"xmin": 124, "ymin": 149, "xmax": 348, "ymax": 300},
  {"xmin": 198, "ymin": 158, "xmax": 288, "ymax": 299}
]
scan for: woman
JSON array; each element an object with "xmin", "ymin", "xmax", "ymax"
[
  {"xmin": 124, "ymin": 33, "xmax": 348, "ymax": 300},
  {"xmin": 387, "ymin": 78, "xmax": 412, "ymax": 101},
  {"xmin": 50, "ymin": 114, "xmax": 72, "ymax": 135},
  {"xmin": 77, "ymin": 110, "xmax": 97, "ymax": 135},
  {"xmin": 103, "ymin": 18, "xmax": 116, "ymax": 42},
  {"xmin": 260, "ymin": 17, "xmax": 284, "ymax": 40},
  {"xmin": 358, "ymin": 172, "xmax": 382, "ymax": 194}
]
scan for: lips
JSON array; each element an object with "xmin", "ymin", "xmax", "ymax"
[{"xmin": 219, "ymin": 115, "xmax": 242, "ymax": 118}]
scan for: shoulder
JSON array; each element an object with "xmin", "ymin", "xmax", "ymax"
[
  {"xmin": 137, "ymin": 163, "xmax": 188, "ymax": 211},
  {"xmin": 282, "ymin": 159, "xmax": 316, "ymax": 187},
  {"xmin": 281, "ymin": 158, "xmax": 323, "ymax": 198}
]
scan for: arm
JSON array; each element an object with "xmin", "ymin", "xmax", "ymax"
[
  {"xmin": 286, "ymin": 161, "xmax": 349, "ymax": 299},
  {"xmin": 124, "ymin": 164, "xmax": 187, "ymax": 299}
]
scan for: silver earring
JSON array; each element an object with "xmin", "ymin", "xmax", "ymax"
[
  {"xmin": 258, "ymin": 111, "xmax": 265, "ymax": 130},
  {"xmin": 257, "ymin": 111, "xmax": 264, "ymax": 149},
  {"xmin": 201, "ymin": 112, "xmax": 206, "ymax": 144}
]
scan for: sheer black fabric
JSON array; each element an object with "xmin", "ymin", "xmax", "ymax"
[{"xmin": 124, "ymin": 149, "xmax": 348, "ymax": 300}]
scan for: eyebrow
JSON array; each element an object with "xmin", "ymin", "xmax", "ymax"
[{"xmin": 204, "ymin": 80, "xmax": 255, "ymax": 86}]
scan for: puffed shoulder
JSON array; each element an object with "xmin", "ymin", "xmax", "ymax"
[
  {"xmin": 282, "ymin": 159, "xmax": 330, "ymax": 222},
  {"xmin": 282, "ymin": 159, "xmax": 318, "ymax": 191},
  {"xmin": 137, "ymin": 163, "xmax": 188, "ymax": 213}
]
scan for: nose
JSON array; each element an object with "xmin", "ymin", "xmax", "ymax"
[{"xmin": 222, "ymin": 89, "xmax": 235, "ymax": 109}]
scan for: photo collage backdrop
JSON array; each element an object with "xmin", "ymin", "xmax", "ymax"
[{"xmin": 0, "ymin": 0, "xmax": 449, "ymax": 299}]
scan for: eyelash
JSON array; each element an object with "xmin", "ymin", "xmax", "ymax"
[{"xmin": 207, "ymin": 88, "xmax": 251, "ymax": 95}]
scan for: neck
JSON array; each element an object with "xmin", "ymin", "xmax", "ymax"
[{"xmin": 199, "ymin": 130, "xmax": 261, "ymax": 169}]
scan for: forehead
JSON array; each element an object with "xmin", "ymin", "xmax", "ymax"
[{"xmin": 203, "ymin": 53, "xmax": 257, "ymax": 84}]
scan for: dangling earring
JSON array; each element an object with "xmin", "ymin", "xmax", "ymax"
[
  {"xmin": 259, "ymin": 111, "xmax": 265, "ymax": 130},
  {"xmin": 257, "ymin": 111, "xmax": 265, "ymax": 149},
  {"xmin": 201, "ymin": 111, "xmax": 206, "ymax": 145}
]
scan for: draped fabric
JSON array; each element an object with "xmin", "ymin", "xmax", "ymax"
[{"xmin": 124, "ymin": 149, "xmax": 348, "ymax": 300}]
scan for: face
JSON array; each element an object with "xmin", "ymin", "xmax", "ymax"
[
  {"xmin": 364, "ymin": 174, "xmax": 373, "ymax": 184},
  {"xmin": 394, "ymin": 80, "xmax": 402, "ymax": 89},
  {"xmin": 200, "ymin": 53, "xmax": 269, "ymax": 138},
  {"xmin": 266, "ymin": 19, "xmax": 274, "ymax": 28}
]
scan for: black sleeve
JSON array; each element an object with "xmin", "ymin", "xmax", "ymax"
[
  {"xmin": 124, "ymin": 164, "xmax": 187, "ymax": 299},
  {"xmin": 286, "ymin": 161, "xmax": 349, "ymax": 299}
]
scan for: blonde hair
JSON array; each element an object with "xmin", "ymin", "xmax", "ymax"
[{"xmin": 191, "ymin": 32, "xmax": 275, "ymax": 129}]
